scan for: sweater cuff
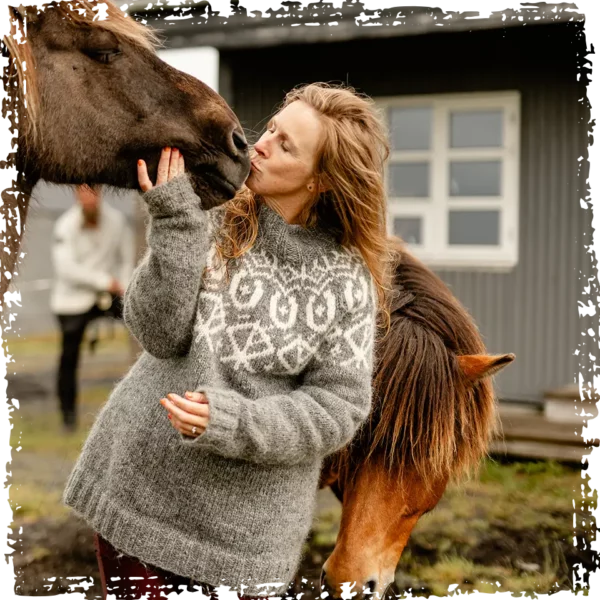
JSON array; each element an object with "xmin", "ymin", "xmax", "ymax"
[
  {"xmin": 142, "ymin": 174, "xmax": 203, "ymax": 218},
  {"xmin": 179, "ymin": 386, "xmax": 240, "ymax": 449}
]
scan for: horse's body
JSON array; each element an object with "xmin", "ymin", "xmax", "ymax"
[
  {"xmin": 1, "ymin": 0, "xmax": 250, "ymax": 298},
  {"xmin": 319, "ymin": 242, "xmax": 513, "ymax": 597},
  {"xmin": 3, "ymin": 3, "xmax": 514, "ymax": 598}
]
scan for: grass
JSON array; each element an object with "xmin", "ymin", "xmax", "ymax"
[
  {"xmin": 3, "ymin": 325, "xmax": 133, "ymax": 377},
  {"xmin": 9, "ymin": 483, "xmax": 70, "ymax": 523},
  {"xmin": 415, "ymin": 556, "xmax": 560, "ymax": 598},
  {"xmin": 10, "ymin": 384, "xmax": 112, "ymax": 459},
  {"xmin": 8, "ymin": 383, "xmax": 114, "ymax": 525},
  {"xmin": 5, "ymin": 329, "xmax": 131, "ymax": 531},
  {"xmin": 400, "ymin": 459, "xmax": 592, "ymax": 595},
  {"xmin": 4, "ymin": 326, "xmax": 130, "ymax": 357}
]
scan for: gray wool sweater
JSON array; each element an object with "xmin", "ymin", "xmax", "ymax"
[{"xmin": 62, "ymin": 175, "xmax": 377, "ymax": 596}]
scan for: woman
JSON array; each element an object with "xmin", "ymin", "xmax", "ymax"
[{"xmin": 62, "ymin": 83, "xmax": 394, "ymax": 599}]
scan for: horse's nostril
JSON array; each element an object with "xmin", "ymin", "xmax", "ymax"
[
  {"xmin": 366, "ymin": 579, "xmax": 377, "ymax": 594},
  {"xmin": 321, "ymin": 570, "xmax": 338, "ymax": 597},
  {"xmin": 320, "ymin": 569, "xmax": 326, "ymax": 590},
  {"xmin": 232, "ymin": 129, "xmax": 248, "ymax": 152}
]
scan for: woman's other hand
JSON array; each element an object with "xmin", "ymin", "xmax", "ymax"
[
  {"xmin": 160, "ymin": 392, "xmax": 209, "ymax": 438},
  {"xmin": 138, "ymin": 147, "xmax": 185, "ymax": 192}
]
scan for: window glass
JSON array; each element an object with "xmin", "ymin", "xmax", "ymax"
[
  {"xmin": 389, "ymin": 107, "xmax": 432, "ymax": 150},
  {"xmin": 393, "ymin": 217, "xmax": 422, "ymax": 244},
  {"xmin": 448, "ymin": 210, "xmax": 500, "ymax": 245},
  {"xmin": 450, "ymin": 161, "xmax": 502, "ymax": 196},
  {"xmin": 450, "ymin": 110, "xmax": 503, "ymax": 148},
  {"xmin": 389, "ymin": 163, "xmax": 430, "ymax": 198}
]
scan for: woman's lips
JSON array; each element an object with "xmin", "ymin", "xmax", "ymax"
[{"xmin": 251, "ymin": 161, "xmax": 261, "ymax": 172}]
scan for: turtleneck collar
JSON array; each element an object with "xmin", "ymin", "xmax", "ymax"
[{"xmin": 255, "ymin": 200, "xmax": 339, "ymax": 264}]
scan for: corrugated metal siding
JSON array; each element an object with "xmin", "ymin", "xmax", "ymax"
[{"xmin": 221, "ymin": 23, "xmax": 592, "ymax": 402}]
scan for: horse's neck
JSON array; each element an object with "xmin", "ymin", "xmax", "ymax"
[{"xmin": 0, "ymin": 99, "xmax": 31, "ymax": 314}]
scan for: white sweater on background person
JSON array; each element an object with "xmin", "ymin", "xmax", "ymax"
[{"xmin": 50, "ymin": 202, "xmax": 135, "ymax": 315}]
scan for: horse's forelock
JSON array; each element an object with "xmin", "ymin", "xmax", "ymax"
[
  {"xmin": 56, "ymin": 1, "xmax": 161, "ymax": 51},
  {"xmin": 3, "ymin": 17, "xmax": 39, "ymax": 140}
]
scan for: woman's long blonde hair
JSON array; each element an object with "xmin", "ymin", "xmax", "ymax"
[{"xmin": 214, "ymin": 82, "xmax": 396, "ymax": 331}]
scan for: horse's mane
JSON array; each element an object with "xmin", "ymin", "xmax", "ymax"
[
  {"xmin": 333, "ymin": 238, "xmax": 498, "ymax": 490},
  {"xmin": 3, "ymin": 0, "xmax": 160, "ymax": 140}
]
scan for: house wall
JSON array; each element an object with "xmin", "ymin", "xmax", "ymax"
[{"xmin": 218, "ymin": 23, "xmax": 592, "ymax": 402}]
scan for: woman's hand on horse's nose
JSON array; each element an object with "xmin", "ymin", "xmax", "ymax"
[{"xmin": 137, "ymin": 147, "xmax": 185, "ymax": 192}]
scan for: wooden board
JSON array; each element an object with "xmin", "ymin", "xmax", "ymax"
[
  {"xmin": 489, "ymin": 403, "xmax": 599, "ymax": 461},
  {"xmin": 489, "ymin": 439, "xmax": 590, "ymax": 463},
  {"xmin": 543, "ymin": 383, "xmax": 600, "ymax": 402},
  {"xmin": 496, "ymin": 410, "xmax": 595, "ymax": 446}
]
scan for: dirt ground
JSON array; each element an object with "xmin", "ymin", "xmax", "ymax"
[{"xmin": 3, "ymin": 329, "xmax": 599, "ymax": 598}]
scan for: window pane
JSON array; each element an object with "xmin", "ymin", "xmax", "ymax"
[
  {"xmin": 389, "ymin": 107, "xmax": 432, "ymax": 150},
  {"xmin": 393, "ymin": 217, "xmax": 422, "ymax": 244},
  {"xmin": 449, "ymin": 210, "xmax": 500, "ymax": 245},
  {"xmin": 389, "ymin": 163, "xmax": 429, "ymax": 198},
  {"xmin": 450, "ymin": 161, "xmax": 501, "ymax": 196},
  {"xmin": 450, "ymin": 110, "xmax": 503, "ymax": 148}
]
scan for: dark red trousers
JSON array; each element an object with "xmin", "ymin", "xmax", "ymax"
[{"xmin": 94, "ymin": 533, "xmax": 263, "ymax": 600}]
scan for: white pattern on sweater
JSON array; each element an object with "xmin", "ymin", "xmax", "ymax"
[{"xmin": 196, "ymin": 244, "xmax": 373, "ymax": 376}]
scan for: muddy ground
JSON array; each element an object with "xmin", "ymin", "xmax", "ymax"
[
  {"xmin": 4, "ymin": 332, "xmax": 599, "ymax": 598},
  {"xmin": 8, "ymin": 485, "xmax": 597, "ymax": 598}
]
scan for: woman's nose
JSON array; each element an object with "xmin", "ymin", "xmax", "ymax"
[{"xmin": 253, "ymin": 136, "xmax": 269, "ymax": 157}]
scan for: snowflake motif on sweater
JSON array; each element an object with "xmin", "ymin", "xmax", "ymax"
[{"xmin": 194, "ymin": 237, "xmax": 375, "ymax": 376}]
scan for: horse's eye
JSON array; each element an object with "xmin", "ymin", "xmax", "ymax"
[{"xmin": 82, "ymin": 48, "xmax": 122, "ymax": 64}]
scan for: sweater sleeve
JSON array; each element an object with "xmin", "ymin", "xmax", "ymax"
[
  {"xmin": 180, "ymin": 279, "xmax": 378, "ymax": 465},
  {"xmin": 123, "ymin": 175, "xmax": 213, "ymax": 359}
]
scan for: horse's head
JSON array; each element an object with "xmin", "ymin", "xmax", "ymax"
[
  {"xmin": 319, "ymin": 246, "xmax": 515, "ymax": 598},
  {"xmin": 321, "ymin": 354, "xmax": 514, "ymax": 598},
  {"xmin": 6, "ymin": 1, "xmax": 249, "ymax": 207}
]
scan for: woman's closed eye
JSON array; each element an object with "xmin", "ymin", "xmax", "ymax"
[{"xmin": 267, "ymin": 125, "xmax": 289, "ymax": 152}]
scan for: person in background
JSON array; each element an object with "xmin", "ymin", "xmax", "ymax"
[{"xmin": 50, "ymin": 184, "xmax": 134, "ymax": 432}]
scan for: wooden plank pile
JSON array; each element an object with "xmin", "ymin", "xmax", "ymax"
[{"xmin": 491, "ymin": 386, "xmax": 599, "ymax": 462}]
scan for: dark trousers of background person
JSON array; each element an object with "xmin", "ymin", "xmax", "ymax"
[
  {"xmin": 55, "ymin": 295, "xmax": 122, "ymax": 429},
  {"xmin": 94, "ymin": 533, "xmax": 266, "ymax": 600}
]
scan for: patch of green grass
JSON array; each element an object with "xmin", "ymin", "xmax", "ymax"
[
  {"xmin": 5, "ymin": 327, "xmax": 130, "ymax": 358},
  {"xmin": 9, "ymin": 482, "xmax": 69, "ymax": 522},
  {"xmin": 10, "ymin": 385, "xmax": 112, "ymax": 460},
  {"xmin": 568, "ymin": 585, "xmax": 592, "ymax": 600},
  {"xmin": 460, "ymin": 459, "xmax": 578, "ymax": 510},
  {"xmin": 8, "ymin": 385, "xmax": 114, "ymax": 523},
  {"xmin": 400, "ymin": 551, "xmax": 567, "ymax": 596}
]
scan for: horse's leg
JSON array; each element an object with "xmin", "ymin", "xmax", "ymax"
[{"xmin": 0, "ymin": 152, "xmax": 31, "ymax": 315}]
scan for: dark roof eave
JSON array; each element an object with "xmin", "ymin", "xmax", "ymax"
[{"xmin": 129, "ymin": 2, "xmax": 584, "ymax": 50}]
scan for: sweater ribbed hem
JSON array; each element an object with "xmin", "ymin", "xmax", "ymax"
[{"xmin": 62, "ymin": 476, "xmax": 297, "ymax": 597}]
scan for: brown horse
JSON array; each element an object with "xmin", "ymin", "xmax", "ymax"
[
  {"xmin": 318, "ymin": 240, "xmax": 514, "ymax": 598},
  {"xmin": 1, "ymin": 0, "xmax": 250, "ymax": 299}
]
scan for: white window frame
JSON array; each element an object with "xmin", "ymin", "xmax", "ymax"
[{"xmin": 376, "ymin": 91, "xmax": 521, "ymax": 271}]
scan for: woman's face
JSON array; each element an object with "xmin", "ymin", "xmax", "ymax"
[{"xmin": 246, "ymin": 100, "xmax": 324, "ymax": 208}]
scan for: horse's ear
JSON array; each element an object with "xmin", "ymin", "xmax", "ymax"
[
  {"xmin": 458, "ymin": 354, "xmax": 515, "ymax": 382},
  {"xmin": 9, "ymin": 0, "xmax": 48, "ymax": 25}
]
